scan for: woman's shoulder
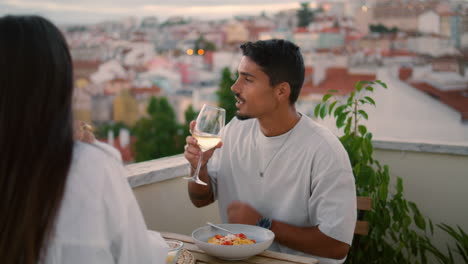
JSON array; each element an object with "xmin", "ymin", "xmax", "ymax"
[
  {"xmin": 45, "ymin": 143, "xmax": 134, "ymax": 262},
  {"xmin": 59, "ymin": 142, "xmax": 132, "ymax": 226},
  {"xmin": 68, "ymin": 142, "xmax": 126, "ymax": 189},
  {"xmin": 74, "ymin": 141, "xmax": 121, "ymax": 162}
]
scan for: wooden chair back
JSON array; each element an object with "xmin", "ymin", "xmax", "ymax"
[
  {"xmin": 346, "ymin": 196, "xmax": 373, "ymax": 263},
  {"xmin": 354, "ymin": 196, "xmax": 372, "ymax": 236}
]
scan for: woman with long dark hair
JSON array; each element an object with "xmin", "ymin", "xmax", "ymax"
[{"xmin": 0, "ymin": 15, "xmax": 167, "ymax": 264}]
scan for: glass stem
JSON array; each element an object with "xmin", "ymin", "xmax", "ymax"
[{"xmin": 194, "ymin": 152, "xmax": 203, "ymax": 179}]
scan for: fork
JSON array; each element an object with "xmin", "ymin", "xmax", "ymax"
[{"xmin": 206, "ymin": 222, "xmax": 236, "ymax": 235}]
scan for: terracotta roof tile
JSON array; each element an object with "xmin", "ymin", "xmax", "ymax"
[
  {"xmin": 300, "ymin": 67, "xmax": 376, "ymax": 97},
  {"xmin": 319, "ymin": 27, "xmax": 340, "ymax": 33},
  {"xmin": 295, "ymin": 27, "xmax": 309, "ymax": 33},
  {"xmin": 410, "ymin": 82, "xmax": 468, "ymax": 121},
  {"xmin": 381, "ymin": 50, "xmax": 417, "ymax": 57}
]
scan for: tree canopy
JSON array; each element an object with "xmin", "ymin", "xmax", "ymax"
[
  {"xmin": 133, "ymin": 96, "xmax": 181, "ymax": 162},
  {"xmin": 297, "ymin": 2, "xmax": 314, "ymax": 27},
  {"xmin": 216, "ymin": 67, "xmax": 237, "ymax": 123}
]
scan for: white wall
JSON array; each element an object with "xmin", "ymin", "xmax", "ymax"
[
  {"xmin": 407, "ymin": 36, "xmax": 452, "ymax": 56},
  {"xmin": 133, "ymin": 176, "xmax": 221, "ymax": 236},
  {"xmin": 418, "ymin": 11, "xmax": 440, "ymax": 35}
]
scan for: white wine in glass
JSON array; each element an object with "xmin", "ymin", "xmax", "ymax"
[
  {"xmin": 184, "ymin": 104, "xmax": 225, "ymax": 185},
  {"xmin": 192, "ymin": 133, "xmax": 222, "ymax": 152}
]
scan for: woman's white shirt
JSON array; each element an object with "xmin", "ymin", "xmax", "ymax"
[{"xmin": 41, "ymin": 142, "xmax": 168, "ymax": 264}]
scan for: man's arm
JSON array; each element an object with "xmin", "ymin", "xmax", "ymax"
[
  {"xmin": 228, "ymin": 202, "xmax": 350, "ymax": 260},
  {"xmin": 187, "ymin": 164, "xmax": 215, "ymax": 207},
  {"xmin": 271, "ymin": 221, "xmax": 350, "ymax": 259}
]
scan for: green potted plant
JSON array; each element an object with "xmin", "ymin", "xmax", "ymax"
[{"xmin": 314, "ymin": 80, "xmax": 432, "ymax": 263}]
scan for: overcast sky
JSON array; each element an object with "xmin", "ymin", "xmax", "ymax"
[{"xmin": 0, "ymin": 0, "xmax": 323, "ymax": 25}]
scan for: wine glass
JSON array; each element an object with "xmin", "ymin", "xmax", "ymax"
[{"xmin": 184, "ymin": 104, "xmax": 225, "ymax": 185}]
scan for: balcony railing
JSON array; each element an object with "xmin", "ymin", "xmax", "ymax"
[
  {"xmin": 127, "ymin": 140, "xmax": 468, "ymax": 251},
  {"xmin": 127, "ymin": 155, "xmax": 221, "ymax": 236}
]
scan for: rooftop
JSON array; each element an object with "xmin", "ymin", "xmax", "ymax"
[
  {"xmin": 410, "ymin": 82, "xmax": 468, "ymax": 121},
  {"xmin": 300, "ymin": 67, "xmax": 376, "ymax": 96}
]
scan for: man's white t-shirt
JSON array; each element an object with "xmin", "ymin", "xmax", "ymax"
[
  {"xmin": 41, "ymin": 142, "xmax": 168, "ymax": 264},
  {"xmin": 208, "ymin": 115, "xmax": 357, "ymax": 264}
]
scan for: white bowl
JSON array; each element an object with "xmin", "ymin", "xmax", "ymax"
[{"xmin": 192, "ymin": 224, "xmax": 275, "ymax": 260}]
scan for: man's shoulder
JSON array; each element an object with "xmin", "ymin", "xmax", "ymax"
[
  {"xmin": 296, "ymin": 114, "xmax": 333, "ymax": 139},
  {"xmin": 295, "ymin": 115, "xmax": 345, "ymax": 152}
]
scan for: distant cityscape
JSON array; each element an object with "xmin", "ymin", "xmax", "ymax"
[{"xmin": 54, "ymin": 0, "xmax": 468, "ymax": 162}]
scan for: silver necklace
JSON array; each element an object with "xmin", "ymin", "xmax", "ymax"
[{"xmin": 257, "ymin": 127, "xmax": 295, "ymax": 178}]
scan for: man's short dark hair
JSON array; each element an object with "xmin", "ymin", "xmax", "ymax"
[{"xmin": 240, "ymin": 39, "xmax": 305, "ymax": 104}]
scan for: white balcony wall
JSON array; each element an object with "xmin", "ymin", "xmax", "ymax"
[{"xmin": 127, "ymin": 156, "xmax": 221, "ymax": 236}]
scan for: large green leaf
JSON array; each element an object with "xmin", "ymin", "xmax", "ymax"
[
  {"xmin": 355, "ymin": 81, "xmax": 364, "ymax": 92},
  {"xmin": 379, "ymin": 183, "xmax": 389, "ymax": 201},
  {"xmin": 414, "ymin": 214, "xmax": 427, "ymax": 230},
  {"xmin": 322, "ymin": 94, "xmax": 333, "ymax": 102},
  {"xmin": 358, "ymin": 110, "xmax": 369, "ymax": 120},
  {"xmin": 344, "ymin": 116, "xmax": 352, "ymax": 134},
  {"xmin": 396, "ymin": 177, "xmax": 404, "ymax": 193},
  {"xmin": 319, "ymin": 103, "xmax": 327, "ymax": 119},
  {"xmin": 376, "ymin": 79, "xmax": 388, "ymax": 88},
  {"xmin": 314, "ymin": 103, "xmax": 321, "ymax": 118},
  {"xmin": 366, "ymin": 86, "xmax": 374, "ymax": 92},
  {"xmin": 364, "ymin": 96, "xmax": 376, "ymax": 106},
  {"xmin": 328, "ymin": 101, "xmax": 338, "ymax": 115},
  {"xmin": 358, "ymin": 125, "xmax": 367, "ymax": 136},
  {"xmin": 334, "ymin": 105, "xmax": 347, "ymax": 117},
  {"xmin": 336, "ymin": 113, "xmax": 347, "ymax": 128},
  {"xmin": 347, "ymin": 91, "xmax": 355, "ymax": 103},
  {"xmin": 408, "ymin": 202, "xmax": 421, "ymax": 215}
]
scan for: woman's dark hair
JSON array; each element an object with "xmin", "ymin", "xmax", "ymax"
[
  {"xmin": 0, "ymin": 15, "xmax": 74, "ymax": 263},
  {"xmin": 240, "ymin": 39, "xmax": 305, "ymax": 104}
]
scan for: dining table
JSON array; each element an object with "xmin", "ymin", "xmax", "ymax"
[{"xmin": 162, "ymin": 232, "xmax": 319, "ymax": 264}]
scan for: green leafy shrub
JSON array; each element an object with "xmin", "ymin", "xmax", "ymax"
[
  {"xmin": 314, "ymin": 80, "xmax": 432, "ymax": 263},
  {"xmin": 422, "ymin": 224, "xmax": 468, "ymax": 264}
]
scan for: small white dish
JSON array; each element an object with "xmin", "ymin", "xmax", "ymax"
[{"xmin": 165, "ymin": 239, "xmax": 184, "ymax": 264}]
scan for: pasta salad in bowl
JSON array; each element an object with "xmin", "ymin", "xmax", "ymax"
[{"xmin": 192, "ymin": 224, "xmax": 274, "ymax": 260}]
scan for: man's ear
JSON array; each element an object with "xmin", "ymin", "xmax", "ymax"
[{"xmin": 276, "ymin": 82, "xmax": 291, "ymax": 102}]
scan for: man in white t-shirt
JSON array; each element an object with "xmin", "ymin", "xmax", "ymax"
[{"xmin": 184, "ymin": 39, "xmax": 356, "ymax": 264}]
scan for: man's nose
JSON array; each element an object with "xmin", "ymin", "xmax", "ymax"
[{"xmin": 231, "ymin": 79, "xmax": 239, "ymax": 93}]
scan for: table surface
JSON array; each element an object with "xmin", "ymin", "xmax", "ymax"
[{"xmin": 162, "ymin": 232, "xmax": 319, "ymax": 264}]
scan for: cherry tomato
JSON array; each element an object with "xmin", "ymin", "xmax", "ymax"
[
  {"xmin": 222, "ymin": 241, "xmax": 233, "ymax": 245},
  {"xmin": 236, "ymin": 233, "xmax": 246, "ymax": 239}
]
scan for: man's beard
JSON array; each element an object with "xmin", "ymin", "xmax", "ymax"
[{"xmin": 235, "ymin": 112, "xmax": 253, "ymax": 120}]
